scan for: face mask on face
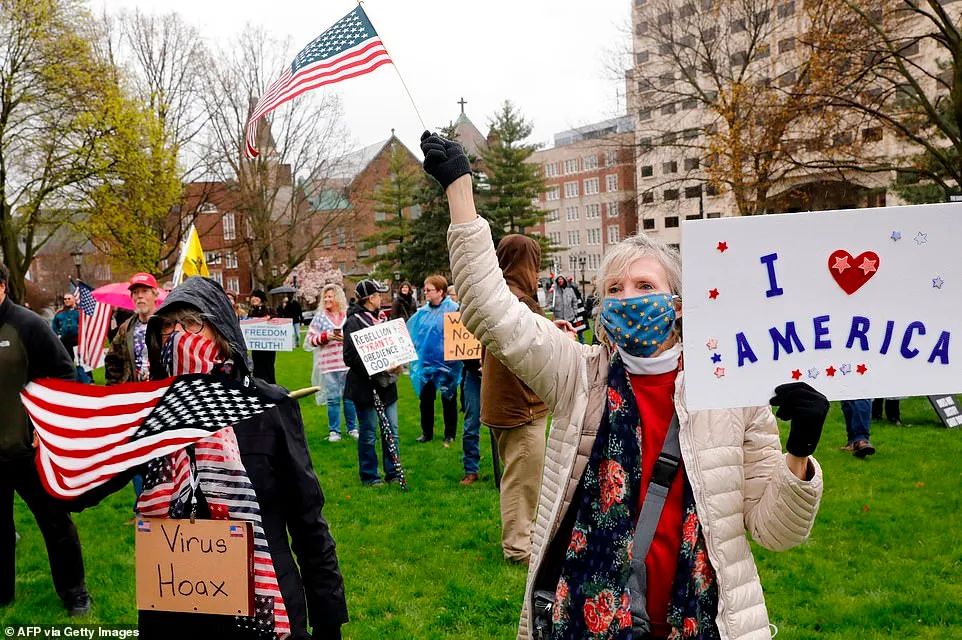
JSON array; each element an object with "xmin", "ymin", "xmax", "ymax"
[
  {"xmin": 600, "ymin": 293, "xmax": 678, "ymax": 357},
  {"xmin": 160, "ymin": 331, "xmax": 224, "ymax": 376}
]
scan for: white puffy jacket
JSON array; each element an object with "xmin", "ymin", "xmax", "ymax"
[{"xmin": 449, "ymin": 217, "xmax": 823, "ymax": 640}]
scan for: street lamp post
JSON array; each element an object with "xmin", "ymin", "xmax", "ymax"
[
  {"xmin": 70, "ymin": 250, "xmax": 83, "ymax": 280},
  {"xmin": 578, "ymin": 255, "xmax": 587, "ymax": 294}
]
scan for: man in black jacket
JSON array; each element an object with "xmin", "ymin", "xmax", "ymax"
[
  {"xmin": 143, "ymin": 277, "xmax": 347, "ymax": 639},
  {"xmin": 0, "ymin": 262, "xmax": 91, "ymax": 615}
]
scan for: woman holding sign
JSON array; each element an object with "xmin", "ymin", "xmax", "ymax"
[{"xmin": 421, "ymin": 132, "xmax": 828, "ymax": 640}]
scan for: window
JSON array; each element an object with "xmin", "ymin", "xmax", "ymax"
[
  {"xmin": 662, "ymin": 161, "xmax": 678, "ymax": 174},
  {"xmin": 95, "ymin": 263, "xmax": 112, "ymax": 281},
  {"xmin": 665, "ymin": 216, "xmax": 680, "ymax": 228},
  {"xmin": 223, "ymin": 213, "xmax": 236, "ymax": 241},
  {"xmin": 706, "ymin": 184, "xmax": 719, "ymax": 196},
  {"xmin": 161, "ymin": 258, "xmax": 169, "ymax": 270},
  {"xmin": 584, "ymin": 177, "xmax": 600, "ymax": 195},
  {"xmin": 641, "ymin": 165, "xmax": 653, "ymax": 177},
  {"xmin": 225, "ymin": 251, "xmax": 238, "ymax": 269},
  {"xmin": 587, "ymin": 228, "xmax": 601, "ymax": 245},
  {"xmin": 607, "ymin": 226, "xmax": 621, "ymax": 243},
  {"xmin": 198, "ymin": 201, "xmax": 218, "ymax": 214},
  {"xmin": 682, "ymin": 98, "xmax": 698, "ymax": 110},
  {"xmin": 636, "ymin": 21, "xmax": 649, "ymax": 35},
  {"xmin": 605, "ymin": 174, "xmax": 618, "ymax": 192},
  {"xmin": 643, "ymin": 218, "xmax": 656, "ymax": 230},
  {"xmin": 639, "ymin": 108, "xmax": 652, "ymax": 121},
  {"xmin": 664, "ymin": 189, "xmax": 679, "ymax": 201},
  {"xmin": 566, "ymin": 206, "xmax": 580, "ymax": 221},
  {"xmin": 564, "ymin": 182, "xmax": 579, "ymax": 198},
  {"xmin": 778, "ymin": 37, "xmax": 795, "ymax": 53},
  {"xmin": 546, "ymin": 209, "xmax": 560, "ymax": 223},
  {"xmin": 679, "ymin": 3, "xmax": 696, "ymax": 18},
  {"xmin": 686, "ymin": 213, "xmax": 703, "ymax": 220},
  {"xmin": 323, "ymin": 232, "xmax": 332, "ymax": 247},
  {"xmin": 607, "ymin": 202, "xmax": 620, "ymax": 218},
  {"xmin": 588, "ymin": 254, "xmax": 602, "ymax": 270},
  {"xmin": 337, "ymin": 227, "xmax": 346, "ymax": 246},
  {"xmin": 205, "ymin": 251, "xmax": 221, "ymax": 265},
  {"xmin": 684, "ymin": 157, "xmax": 700, "ymax": 171},
  {"xmin": 563, "ymin": 159, "xmax": 580, "ymax": 174},
  {"xmin": 544, "ymin": 162, "xmax": 557, "ymax": 177},
  {"xmin": 661, "ymin": 102, "xmax": 676, "ymax": 115},
  {"xmin": 730, "ymin": 51, "xmax": 748, "ymax": 67},
  {"xmin": 685, "ymin": 185, "xmax": 703, "ymax": 199},
  {"xmin": 568, "ymin": 255, "xmax": 578, "ymax": 271},
  {"xmin": 585, "ymin": 203, "xmax": 601, "ymax": 219},
  {"xmin": 226, "ymin": 277, "xmax": 240, "ymax": 294},
  {"xmin": 374, "ymin": 210, "xmax": 387, "ymax": 222},
  {"xmin": 583, "ymin": 154, "xmax": 598, "ymax": 170},
  {"xmin": 707, "ymin": 212, "xmax": 722, "ymax": 219},
  {"xmin": 605, "ymin": 150, "xmax": 619, "ymax": 166},
  {"xmin": 777, "ymin": 1, "xmax": 795, "ymax": 17},
  {"xmin": 642, "ymin": 192, "xmax": 655, "ymax": 204},
  {"xmin": 549, "ymin": 231, "xmax": 562, "ymax": 245},
  {"xmin": 639, "ymin": 137, "xmax": 653, "ymax": 152},
  {"xmin": 210, "ymin": 270, "xmax": 223, "ymax": 286},
  {"xmin": 546, "ymin": 186, "xmax": 561, "ymax": 201},
  {"xmin": 732, "ymin": 18, "xmax": 746, "ymax": 33},
  {"xmin": 567, "ymin": 230, "xmax": 581, "ymax": 246},
  {"xmin": 636, "ymin": 51, "xmax": 650, "ymax": 64},
  {"xmin": 778, "ymin": 70, "xmax": 796, "ymax": 87},
  {"xmin": 863, "ymin": 127, "xmax": 883, "ymax": 142},
  {"xmin": 657, "ymin": 12, "xmax": 671, "ymax": 26}
]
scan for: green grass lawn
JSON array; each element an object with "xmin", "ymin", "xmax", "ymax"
[{"xmin": 7, "ymin": 348, "xmax": 962, "ymax": 639}]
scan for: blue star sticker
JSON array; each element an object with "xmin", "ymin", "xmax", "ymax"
[
  {"xmin": 711, "ymin": 353, "xmax": 722, "ymax": 363},
  {"xmin": 915, "ymin": 231, "xmax": 928, "ymax": 245},
  {"xmin": 807, "ymin": 367, "xmax": 819, "ymax": 380},
  {"xmin": 933, "ymin": 276, "xmax": 945, "ymax": 289},
  {"xmin": 890, "ymin": 231, "xmax": 901, "ymax": 241},
  {"xmin": 839, "ymin": 363, "xmax": 852, "ymax": 375}
]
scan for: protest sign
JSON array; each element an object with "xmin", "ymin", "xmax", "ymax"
[
  {"xmin": 240, "ymin": 318, "xmax": 295, "ymax": 351},
  {"xmin": 928, "ymin": 395, "xmax": 962, "ymax": 428},
  {"xmin": 350, "ymin": 318, "xmax": 418, "ymax": 375},
  {"xmin": 136, "ymin": 518, "xmax": 253, "ymax": 616},
  {"xmin": 681, "ymin": 202, "xmax": 962, "ymax": 410},
  {"xmin": 444, "ymin": 312, "xmax": 482, "ymax": 360}
]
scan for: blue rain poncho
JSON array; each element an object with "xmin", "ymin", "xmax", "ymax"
[{"xmin": 407, "ymin": 297, "xmax": 463, "ymax": 399}]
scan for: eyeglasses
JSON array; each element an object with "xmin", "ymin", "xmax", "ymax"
[{"xmin": 160, "ymin": 312, "xmax": 208, "ymax": 338}]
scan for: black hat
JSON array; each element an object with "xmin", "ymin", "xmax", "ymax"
[
  {"xmin": 250, "ymin": 289, "xmax": 267, "ymax": 301},
  {"xmin": 355, "ymin": 279, "xmax": 389, "ymax": 300}
]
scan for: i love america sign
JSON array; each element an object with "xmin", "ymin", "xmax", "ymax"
[{"xmin": 681, "ymin": 202, "xmax": 962, "ymax": 410}]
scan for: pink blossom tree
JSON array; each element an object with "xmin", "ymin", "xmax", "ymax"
[{"xmin": 286, "ymin": 257, "xmax": 343, "ymax": 306}]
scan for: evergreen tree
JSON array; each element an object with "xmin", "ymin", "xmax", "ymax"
[{"xmin": 403, "ymin": 178, "xmax": 453, "ymax": 285}]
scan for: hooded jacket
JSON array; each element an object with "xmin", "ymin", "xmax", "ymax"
[
  {"xmin": 480, "ymin": 235, "xmax": 548, "ymax": 428},
  {"xmin": 341, "ymin": 301, "xmax": 399, "ymax": 408},
  {"xmin": 143, "ymin": 277, "xmax": 348, "ymax": 639},
  {"xmin": 390, "ymin": 285, "xmax": 417, "ymax": 322}
]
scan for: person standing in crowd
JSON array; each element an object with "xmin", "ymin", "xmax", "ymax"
[
  {"xmin": 550, "ymin": 276, "xmax": 579, "ymax": 328},
  {"xmin": 872, "ymin": 397, "xmax": 902, "ymax": 426},
  {"xmin": 307, "ymin": 284, "xmax": 358, "ymax": 443},
  {"xmin": 51, "ymin": 291, "xmax": 89, "ymax": 383},
  {"xmin": 248, "ymin": 289, "xmax": 277, "ymax": 384},
  {"xmin": 480, "ymin": 234, "xmax": 550, "ymax": 562},
  {"xmin": 0, "ymin": 262, "xmax": 92, "ymax": 616},
  {"xmin": 422, "ymin": 132, "xmax": 826, "ymax": 640},
  {"xmin": 442, "ymin": 283, "xmax": 481, "ymax": 484},
  {"xmin": 408, "ymin": 275, "xmax": 462, "ymax": 445},
  {"xmin": 342, "ymin": 279, "xmax": 402, "ymax": 486},
  {"xmin": 446, "ymin": 284, "xmax": 458, "ymax": 303},
  {"xmin": 280, "ymin": 295, "xmax": 304, "ymax": 347},
  {"xmin": 390, "ymin": 281, "xmax": 417, "ymax": 322},
  {"xmin": 842, "ymin": 399, "xmax": 876, "ymax": 457},
  {"xmin": 226, "ymin": 290, "xmax": 246, "ymax": 319}
]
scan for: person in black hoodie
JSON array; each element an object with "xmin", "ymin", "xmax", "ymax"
[
  {"xmin": 341, "ymin": 279, "xmax": 402, "ymax": 486},
  {"xmin": 248, "ymin": 289, "xmax": 277, "ymax": 383},
  {"xmin": 389, "ymin": 281, "xmax": 417, "ymax": 321},
  {"xmin": 140, "ymin": 277, "xmax": 348, "ymax": 639}
]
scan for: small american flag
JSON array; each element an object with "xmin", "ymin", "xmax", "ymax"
[
  {"xmin": 20, "ymin": 374, "xmax": 276, "ymax": 500},
  {"xmin": 229, "ymin": 525, "xmax": 244, "ymax": 538},
  {"xmin": 136, "ymin": 519, "xmax": 151, "ymax": 533},
  {"xmin": 245, "ymin": 6, "xmax": 392, "ymax": 158},
  {"xmin": 75, "ymin": 281, "xmax": 112, "ymax": 372}
]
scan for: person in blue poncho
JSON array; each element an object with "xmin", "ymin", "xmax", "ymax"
[{"xmin": 408, "ymin": 274, "xmax": 463, "ymax": 445}]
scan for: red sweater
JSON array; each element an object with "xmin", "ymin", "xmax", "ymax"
[{"xmin": 629, "ymin": 369, "xmax": 684, "ymax": 639}]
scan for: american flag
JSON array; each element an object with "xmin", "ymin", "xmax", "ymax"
[
  {"xmin": 245, "ymin": 6, "xmax": 392, "ymax": 158},
  {"xmin": 75, "ymin": 281, "xmax": 112, "ymax": 372},
  {"xmin": 19, "ymin": 373, "xmax": 276, "ymax": 500}
]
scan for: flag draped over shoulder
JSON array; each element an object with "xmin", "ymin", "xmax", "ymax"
[
  {"xmin": 76, "ymin": 281, "xmax": 112, "ymax": 372},
  {"xmin": 19, "ymin": 374, "xmax": 276, "ymax": 499},
  {"xmin": 245, "ymin": 6, "xmax": 393, "ymax": 158}
]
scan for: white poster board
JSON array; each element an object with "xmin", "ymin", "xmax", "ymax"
[
  {"xmin": 350, "ymin": 318, "xmax": 418, "ymax": 375},
  {"xmin": 682, "ymin": 202, "xmax": 962, "ymax": 410},
  {"xmin": 240, "ymin": 318, "xmax": 295, "ymax": 352}
]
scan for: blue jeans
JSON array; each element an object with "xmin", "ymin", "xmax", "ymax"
[
  {"xmin": 841, "ymin": 399, "xmax": 872, "ymax": 444},
  {"xmin": 355, "ymin": 401, "xmax": 399, "ymax": 484},
  {"xmin": 75, "ymin": 367, "xmax": 92, "ymax": 384},
  {"xmin": 327, "ymin": 396, "xmax": 357, "ymax": 435},
  {"xmin": 461, "ymin": 370, "xmax": 482, "ymax": 475}
]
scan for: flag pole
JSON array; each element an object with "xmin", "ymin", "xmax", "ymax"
[{"xmin": 359, "ymin": 0, "xmax": 428, "ymax": 131}]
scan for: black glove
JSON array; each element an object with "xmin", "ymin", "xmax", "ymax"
[
  {"xmin": 769, "ymin": 382, "xmax": 829, "ymax": 457},
  {"xmin": 420, "ymin": 130, "xmax": 471, "ymax": 189}
]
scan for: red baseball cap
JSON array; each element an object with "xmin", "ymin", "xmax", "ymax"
[{"xmin": 128, "ymin": 272, "xmax": 159, "ymax": 290}]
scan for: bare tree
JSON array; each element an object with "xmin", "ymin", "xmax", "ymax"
[{"xmin": 200, "ymin": 25, "xmax": 353, "ymax": 290}]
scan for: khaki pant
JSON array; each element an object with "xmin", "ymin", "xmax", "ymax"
[{"xmin": 492, "ymin": 416, "xmax": 548, "ymax": 563}]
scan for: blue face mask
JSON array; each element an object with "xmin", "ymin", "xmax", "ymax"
[{"xmin": 600, "ymin": 293, "xmax": 678, "ymax": 357}]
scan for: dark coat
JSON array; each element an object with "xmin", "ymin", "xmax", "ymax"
[
  {"xmin": 104, "ymin": 314, "xmax": 139, "ymax": 385},
  {"xmin": 341, "ymin": 302, "xmax": 398, "ymax": 409},
  {"xmin": 389, "ymin": 292, "xmax": 417, "ymax": 322}
]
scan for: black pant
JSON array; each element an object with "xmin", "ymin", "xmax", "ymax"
[
  {"xmin": 1, "ymin": 456, "xmax": 87, "ymax": 604},
  {"xmin": 419, "ymin": 380, "xmax": 458, "ymax": 440},
  {"xmin": 872, "ymin": 398, "xmax": 901, "ymax": 422},
  {"xmin": 251, "ymin": 350, "xmax": 277, "ymax": 384}
]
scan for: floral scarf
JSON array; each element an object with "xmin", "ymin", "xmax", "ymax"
[{"xmin": 550, "ymin": 353, "xmax": 719, "ymax": 640}]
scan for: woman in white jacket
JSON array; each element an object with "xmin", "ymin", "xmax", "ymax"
[{"xmin": 420, "ymin": 132, "xmax": 829, "ymax": 640}]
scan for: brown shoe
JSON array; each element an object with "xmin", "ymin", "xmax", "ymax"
[
  {"xmin": 840, "ymin": 442, "xmax": 856, "ymax": 452},
  {"xmin": 852, "ymin": 440, "xmax": 876, "ymax": 458},
  {"xmin": 459, "ymin": 473, "xmax": 479, "ymax": 486}
]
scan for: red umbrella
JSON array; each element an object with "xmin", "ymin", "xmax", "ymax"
[{"xmin": 91, "ymin": 282, "xmax": 167, "ymax": 311}]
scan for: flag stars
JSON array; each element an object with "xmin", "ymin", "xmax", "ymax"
[
  {"xmin": 705, "ymin": 338, "xmax": 718, "ymax": 350},
  {"xmin": 891, "ymin": 231, "xmax": 901, "ymax": 241},
  {"xmin": 807, "ymin": 367, "xmax": 820, "ymax": 380},
  {"xmin": 826, "ymin": 365, "xmax": 837, "ymax": 377},
  {"xmin": 933, "ymin": 276, "xmax": 945, "ymax": 289},
  {"xmin": 711, "ymin": 353, "xmax": 722, "ymax": 363},
  {"xmin": 839, "ymin": 363, "xmax": 852, "ymax": 375},
  {"xmin": 791, "ymin": 369, "xmax": 802, "ymax": 380},
  {"xmin": 915, "ymin": 231, "xmax": 928, "ymax": 245},
  {"xmin": 716, "ymin": 241, "xmax": 728, "ymax": 253},
  {"xmin": 856, "ymin": 363, "xmax": 868, "ymax": 375},
  {"xmin": 708, "ymin": 288, "xmax": 720, "ymax": 300},
  {"xmin": 713, "ymin": 367, "xmax": 726, "ymax": 378}
]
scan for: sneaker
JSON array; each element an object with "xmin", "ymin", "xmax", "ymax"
[
  {"xmin": 363, "ymin": 479, "xmax": 384, "ymax": 487},
  {"xmin": 64, "ymin": 591, "xmax": 92, "ymax": 617},
  {"xmin": 415, "ymin": 435, "xmax": 433, "ymax": 443},
  {"xmin": 328, "ymin": 432, "xmax": 341, "ymax": 442},
  {"xmin": 443, "ymin": 437, "xmax": 454, "ymax": 448},
  {"xmin": 852, "ymin": 440, "xmax": 876, "ymax": 458},
  {"xmin": 385, "ymin": 476, "xmax": 403, "ymax": 485},
  {"xmin": 348, "ymin": 429, "xmax": 360, "ymax": 440},
  {"xmin": 459, "ymin": 473, "xmax": 479, "ymax": 486}
]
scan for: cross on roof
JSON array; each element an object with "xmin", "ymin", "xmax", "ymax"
[{"xmin": 458, "ymin": 97, "xmax": 467, "ymax": 114}]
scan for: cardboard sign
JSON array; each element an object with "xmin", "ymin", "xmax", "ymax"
[
  {"xmin": 136, "ymin": 518, "xmax": 253, "ymax": 616},
  {"xmin": 240, "ymin": 318, "xmax": 295, "ymax": 351},
  {"xmin": 681, "ymin": 203, "xmax": 962, "ymax": 410},
  {"xmin": 350, "ymin": 318, "xmax": 418, "ymax": 375},
  {"xmin": 928, "ymin": 395, "xmax": 962, "ymax": 428},
  {"xmin": 443, "ymin": 312, "xmax": 482, "ymax": 360}
]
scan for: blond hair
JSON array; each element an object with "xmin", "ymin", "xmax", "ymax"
[{"xmin": 319, "ymin": 283, "xmax": 347, "ymax": 314}]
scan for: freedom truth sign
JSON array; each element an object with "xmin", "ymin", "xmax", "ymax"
[
  {"xmin": 240, "ymin": 318, "xmax": 295, "ymax": 351},
  {"xmin": 681, "ymin": 202, "xmax": 962, "ymax": 410}
]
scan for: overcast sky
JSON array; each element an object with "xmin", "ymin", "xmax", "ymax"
[{"xmin": 94, "ymin": 0, "xmax": 632, "ymax": 155}]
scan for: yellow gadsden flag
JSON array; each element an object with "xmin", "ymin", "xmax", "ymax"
[{"xmin": 172, "ymin": 224, "xmax": 209, "ymax": 286}]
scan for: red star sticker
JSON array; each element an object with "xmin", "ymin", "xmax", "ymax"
[
  {"xmin": 708, "ymin": 288, "xmax": 720, "ymax": 300},
  {"xmin": 856, "ymin": 363, "xmax": 868, "ymax": 375},
  {"xmin": 717, "ymin": 241, "xmax": 728, "ymax": 253},
  {"xmin": 832, "ymin": 256, "xmax": 850, "ymax": 273},
  {"xmin": 791, "ymin": 369, "xmax": 802, "ymax": 380},
  {"xmin": 826, "ymin": 365, "xmax": 836, "ymax": 377},
  {"xmin": 858, "ymin": 257, "xmax": 877, "ymax": 275}
]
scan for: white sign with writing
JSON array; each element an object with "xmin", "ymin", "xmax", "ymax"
[
  {"xmin": 240, "ymin": 318, "xmax": 294, "ymax": 352},
  {"xmin": 350, "ymin": 318, "xmax": 418, "ymax": 375},
  {"xmin": 681, "ymin": 202, "xmax": 962, "ymax": 410}
]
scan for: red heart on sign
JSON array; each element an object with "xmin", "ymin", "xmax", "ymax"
[{"xmin": 828, "ymin": 250, "xmax": 880, "ymax": 295}]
